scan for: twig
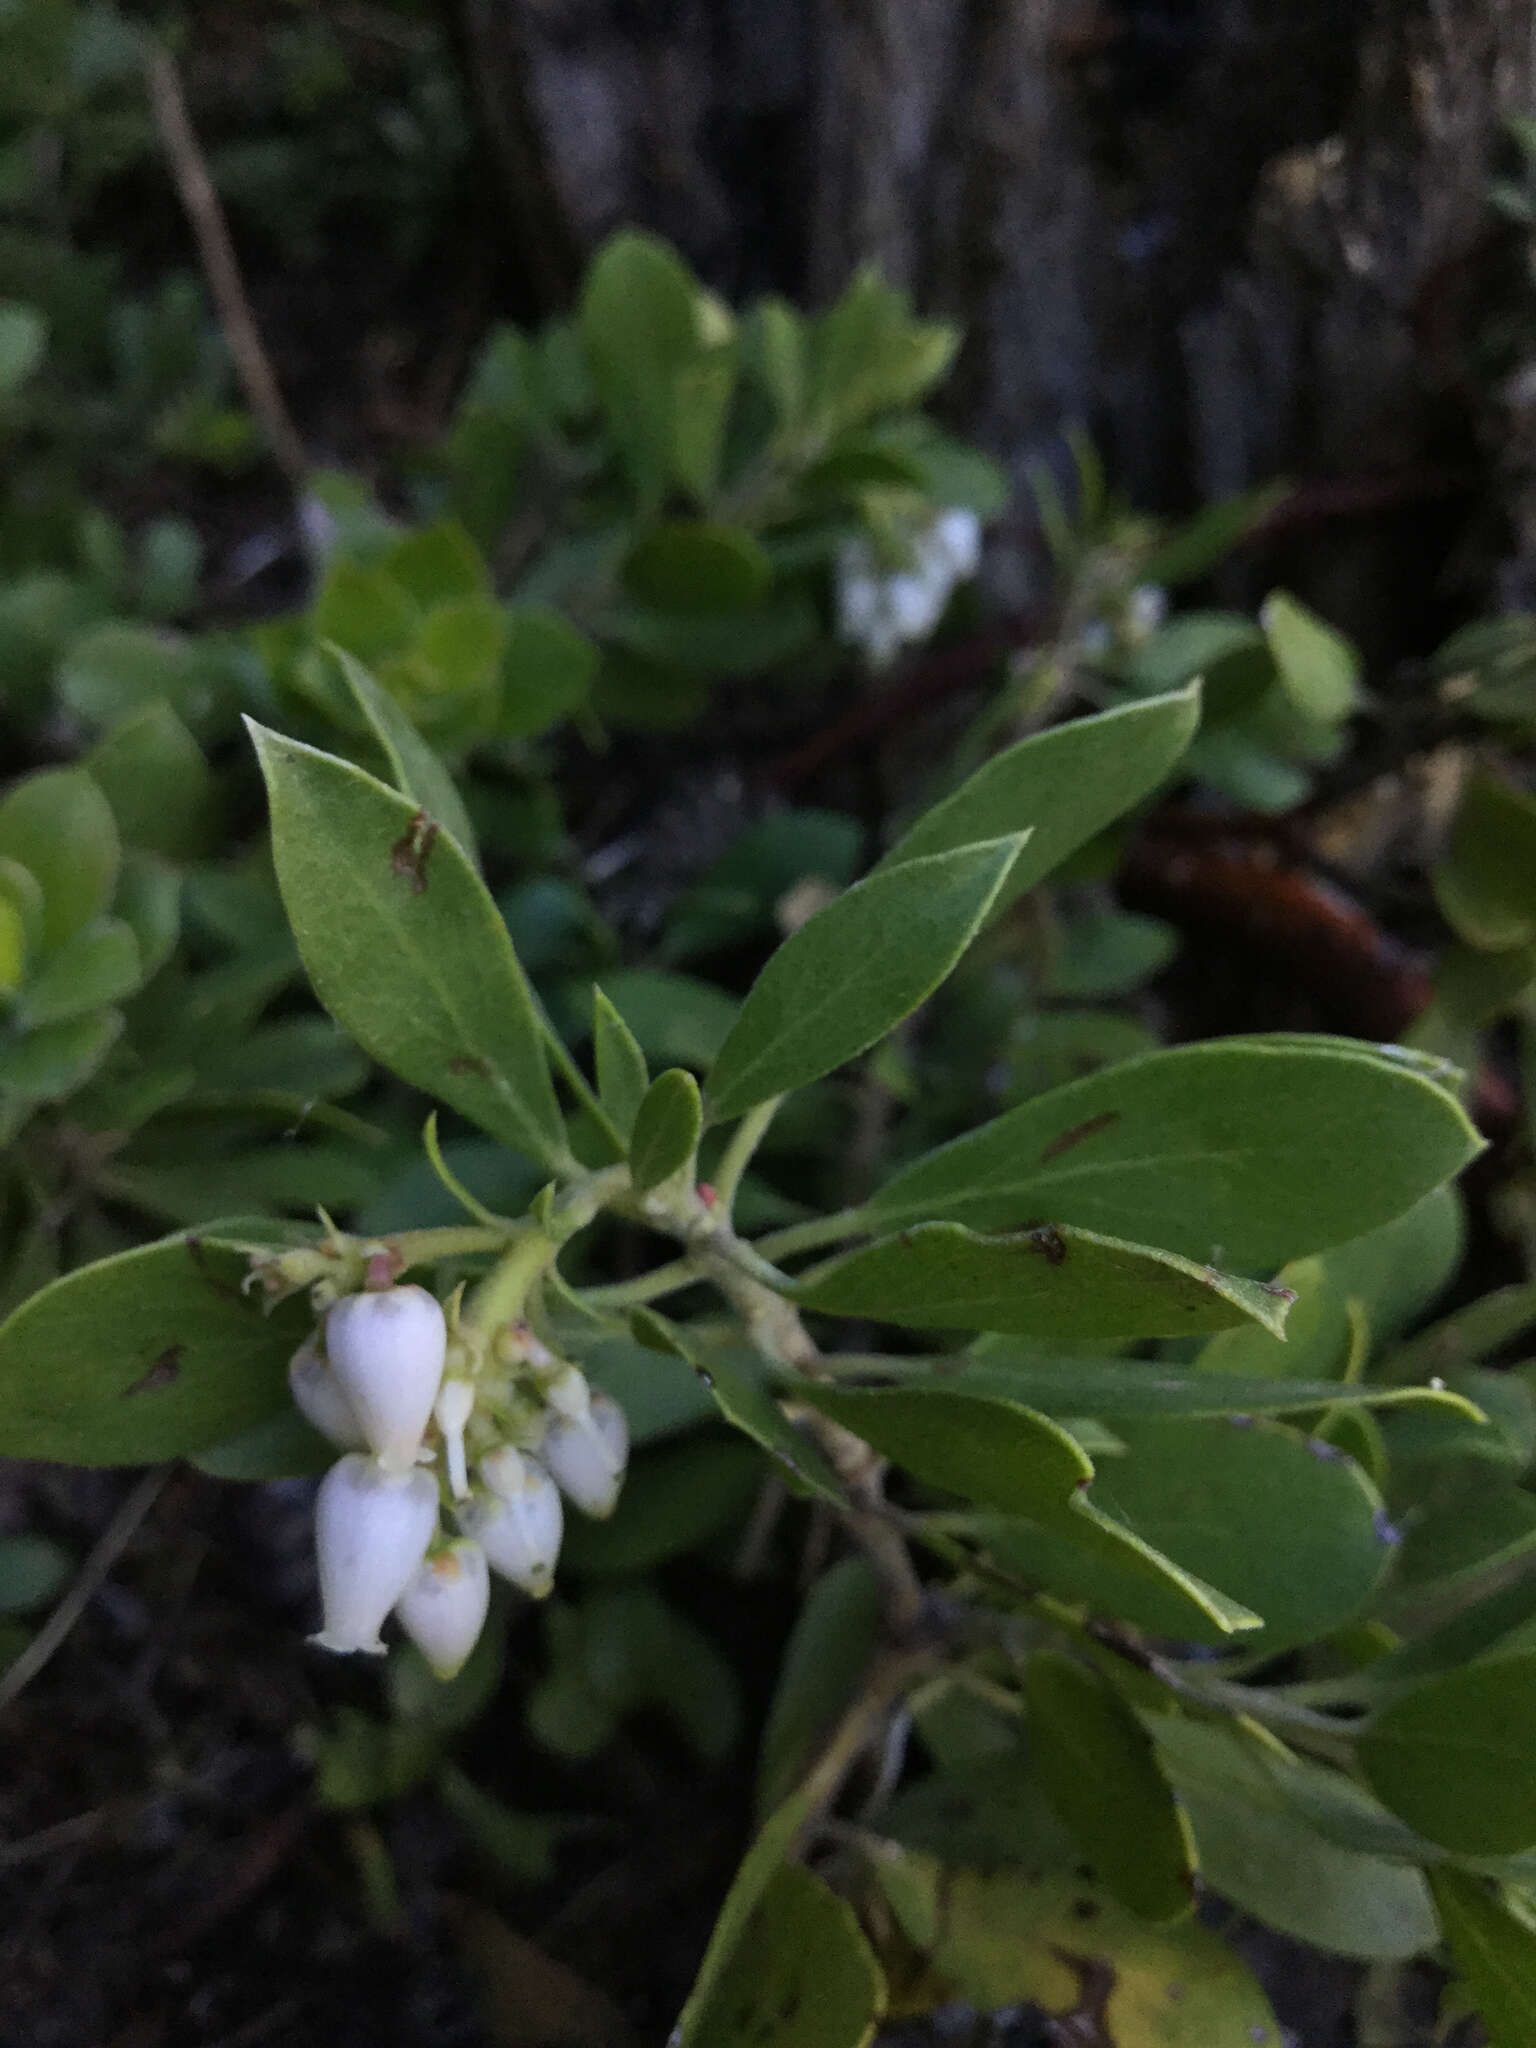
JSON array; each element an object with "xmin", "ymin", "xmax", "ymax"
[
  {"xmin": 142, "ymin": 42, "xmax": 310, "ymax": 489},
  {"xmin": 0, "ymin": 1466, "xmax": 170, "ymax": 1713}
]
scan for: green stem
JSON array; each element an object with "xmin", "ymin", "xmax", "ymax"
[
  {"xmin": 752, "ymin": 1207, "xmax": 873, "ymax": 1264},
  {"xmin": 712, "ymin": 1096, "xmax": 782, "ymax": 1218},
  {"xmin": 464, "ymin": 1229, "xmax": 557, "ymax": 1332},
  {"xmin": 386, "ymin": 1224, "xmax": 515, "ymax": 1266},
  {"xmin": 580, "ymin": 1255, "xmax": 701, "ymax": 1310},
  {"xmin": 464, "ymin": 1165, "xmax": 629, "ymax": 1331}
]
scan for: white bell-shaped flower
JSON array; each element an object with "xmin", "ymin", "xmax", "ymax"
[
  {"xmin": 312, "ymin": 1454, "xmax": 439, "ymax": 1655},
  {"xmin": 288, "ymin": 1338, "xmax": 365, "ymax": 1450},
  {"xmin": 540, "ymin": 1390, "xmax": 628, "ymax": 1520},
  {"xmin": 462, "ymin": 1449, "xmax": 563, "ymax": 1597},
  {"xmin": 394, "ymin": 1539, "xmax": 490, "ymax": 1679},
  {"xmin": 325, "ymin": 1284, "xmax": 447, "ymax": 1470},
  {"xmin": 932, "ymin": 507, "xmax": 982, "ymax": 580}
]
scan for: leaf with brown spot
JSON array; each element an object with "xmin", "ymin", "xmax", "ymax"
[{"xmin": 0, "ymin": 1235, "xmax": 311, "ymax": 1464}]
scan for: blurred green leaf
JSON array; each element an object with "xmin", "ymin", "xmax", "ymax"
[{"xmin": 1360, "ymin": 1654, "xmax": 1536, "ymax": 1855}]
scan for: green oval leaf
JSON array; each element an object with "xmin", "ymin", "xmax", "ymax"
[
  {"xmin": 1021, "ymin": 1650, "xmax": 1195, "ymax": 1923},
  {"xmin": 794, "ymin": 1381, "xmax": 1093, "ymax": 1514},
  {"xmin": 867, "ymin": 1037, "xmax": 1482, "ymax": 1269},
  {"xmin": 1151, "ymin": 1718, "xmax": 1438, "ymax": 1961},
  {"xmin": 628, "ymin": 1067, "xmax": 702, "ymax": 1192},
  {"xmin": 623, "ymin": 521, "xmax": 771, "ymax": 614},
  {"xmin": 1434, "ymin": 772, "xmax": 1536, "ymax": 949},
  {"xmin": 86, "ymin": 700, "xmax": 218, "ymax": 861},
  {"xmin": 1261, "ymin": 590, "xmax": 1361, "ymax": 722},
  {"xmin": 0, "ymin": 766, "xmax": 119, "ymax": 956},
  {"xmin": 0, "ymin": 1233, "xmax": 311, "ymax": 1464},
  {"xmin": 706, "ymin": 836, "xmax": 1026, "ymax": 1122},
  {"xmin": 793, "ymin": 1221, "xmax": 1293, "ymax": 1340},
  {"xmin": 880, "ymin": 686, "xmax": 1200, "ymax": 898},
  {"xmin": 0, "ymin": 1008, "xmax": 123, "ymax": 1107},
  {"xmin": 500, "ymin": 605, "xmax": 599, "ymax": 738},
  {"xmin": 1359, "ymin": 1653, "xmax": 1536, "ymax": 1855},
  {"xmin": 997, "ymin": 1416, "xmax": 1393, "ymax": 1654},
  {"xmin": 247, "ymin": 721, "xmax": 566, "ymax": 1170},
  {"xmin": 15, "ymin": 916, "xmax": 141, "ymax": 1028}
]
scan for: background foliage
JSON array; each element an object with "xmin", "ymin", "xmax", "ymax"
[{"xmin": 4, "ymin": 7, "xmax": 1536, "ymax": 2048}]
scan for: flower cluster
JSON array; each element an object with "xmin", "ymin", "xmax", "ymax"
[
  {"xmin": 835, "ymin": 507, "xmax": 983, "ymax": 667},
  {"xmin": 289, "ymin": 1282, "xmax": 628, "ymax": 1678}
]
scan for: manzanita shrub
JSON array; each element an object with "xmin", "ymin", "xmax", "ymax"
[{"xmin": 3, "ymin": 670, "xmax": 1535, "ymax": 2045}]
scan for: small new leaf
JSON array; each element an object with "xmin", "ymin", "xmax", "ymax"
[{"xmin": 629, "ymin": 1068, "xmax": 702, "ymax": 1193}]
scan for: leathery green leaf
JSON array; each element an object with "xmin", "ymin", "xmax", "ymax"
[
  {"xmin": 1431, "ymin": 1868, "xmax": 1536, "ymax": 2048},
  {"xmin": 627, "ymin": 1067, "xmax": 702, "ymax": 1193},
  {"xmin": 677, "ymin": 1860, "xmax": 883, "ymax": 2048},
  {"xmin": 798, "ymin": 1381, "xmax": 1261, "ymax": 1636},
  {"xmin": 991, "ymin": 1416, "xmax": 1394, "ymax": 1654},
  {"xmin": 0, "ymin": 1233, "xmax": 311, "ymax": 1464},
  {"xmin": 247, "ymin": 722, "xmax": 565, "ymax": 1170},
  {"xmin": 705, "ymin": 835, "xmax": 1026, "ymax": 1122},
  {"xmin": 879, "ymin": 685, "xmax": 1200, "ymax": 897},
  {"xmin": 868, "ymin": 1840, "xmax": 1279, "ymax": 2044},
  {"xmin": 867, "ymin": 1036, "xmax": 1481, "ymax": 1268},
  {"xmin": 1359, "ymin": 1653, "xmax": 1536, "ymax": 1855},
  {"xmin": 794, "ymin": 1381, "xmax": 1093, "ymax": 1515},
  {"xmin": 1022, "ymin": 1650, "xmax": 1196, "ymax": 1922},
  {"xmin": 1150, "ymin": 1718, "xmax": 1438, "ymax": 1961},
  {"xmin": 792, "ymin": 1221, "xmax": 1294, "ymax": 1340}
]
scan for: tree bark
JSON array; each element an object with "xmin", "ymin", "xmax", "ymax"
[{"xmin": 453, "ymin": 0, "xmax": 1536, "ymax": 630}]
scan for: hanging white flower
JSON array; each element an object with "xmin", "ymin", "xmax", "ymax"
[
  {"xmin": 540, "ymin": 1390, "xmax": 629, "ymax": 1520},
  {"xmin": 288, "ymin": 1338, "xmax": 365, "ymax": 1451},
  {"xmin": 394, "ymin": 1539, "xmax": 491, "ymax": 1679},
  {"xmin": 325, "ymin": 1284, "xmax": 447, "ymax": 1470},
  {"xmin": 463, "ymin": 1448, "xmax": 564, "ymax": 1597},
  {"xmin": 311, "ymin": 1454, "xmax": 439, "ymax": 1655}
]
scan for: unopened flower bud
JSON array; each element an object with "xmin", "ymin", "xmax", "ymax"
[
  {"xmin": 462, "ymin": 1451, "xmax": 563, "ymax": 1597},
  {"xmin": 325, "ymin": 1285, "xmax": 447, "ymax": 1470},
  {"xmin": 435, "ymin": 1378, "xmax": 475, "ymax": 1501},
  {"xmin": 394, "ymin": 1539, "xmax": 490, "ymax": 1679},
  {"xmin": 312, "ymin": 1455, "xmax": 439, "ymax": 1655},
  {"xmin": 544, "ymin": 1363, "xmax": 592, "ymax": 1425},
  {"xmin": 288, "ymin": 1338, "xmax": 365, "ymax": 1451},
  {"xmin": 541, "ymin": 1391, "xmax": 628, "ymax": 1520}
]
